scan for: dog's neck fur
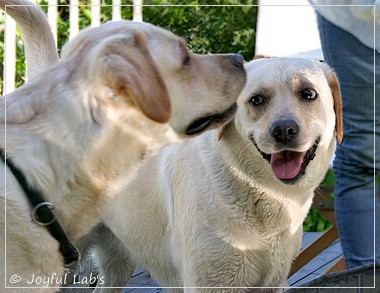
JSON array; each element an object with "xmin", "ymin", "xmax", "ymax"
[{"xmin": 0, "ymin": 63, "xmax": 174, "ymax": 240}]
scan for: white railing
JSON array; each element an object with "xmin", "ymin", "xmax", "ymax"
[{"xmin": 1, "ymin": 0, "xmax": 143, "ymax": 94}]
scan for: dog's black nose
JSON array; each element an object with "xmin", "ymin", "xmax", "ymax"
[
  {"xmin": 229, "ymin": 54, "xmax": 244, "ymax": 68},
  {"xmin": 271, "ymin": 120, "xmax": 299, "ymax": 145}
]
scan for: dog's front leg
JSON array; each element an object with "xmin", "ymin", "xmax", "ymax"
[{"xmin": 90, "ymin": 223, "xmax": 135, "ymax": 293}]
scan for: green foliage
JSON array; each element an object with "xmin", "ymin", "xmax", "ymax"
[
  {"xmin": 142, "ymin": 0, "xmax": 257, "ymax": 59},
  {"xmin": 303, "ymin": 207, "xmax": 333, "ymax": 232},
  {"xmin": 303, "ymin": 169, "xmax": 334, "ymax": 232},
  {"xmin": 15, "ymin": 32, "xmax": 26, "ymax": 87},
  {"xmin": 39, "ymin": 0, "xmax": 93, "ymax": 53},
  {"xmin": 0, "ymin": 18, "xmax": 27, "ymax": 90}
]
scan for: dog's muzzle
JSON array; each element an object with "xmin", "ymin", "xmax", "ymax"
[{"xmin": 250, "ymin": 136, "xmax": 320, "ymax": 184}]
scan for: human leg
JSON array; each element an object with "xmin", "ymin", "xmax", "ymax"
[{"xmin": 317, "ymin": 14, "xmax": 380, "ymax": 269}]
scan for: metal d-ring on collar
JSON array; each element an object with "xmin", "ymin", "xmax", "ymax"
[
  {"xmin": 32, "ymin": 202, "xmax": 56, "ymax": 226},
  {"xmin": 0, "ymin": 148, "xmax": 80, "ymax": 270}
]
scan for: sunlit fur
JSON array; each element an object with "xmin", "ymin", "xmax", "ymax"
[
  {"xmin": 0, "ymin": 1, "xmax": 245, "ymax": 291},
  {"xmin": 94, "ymin": 58, "xmax": 343, "ymax": 293}
]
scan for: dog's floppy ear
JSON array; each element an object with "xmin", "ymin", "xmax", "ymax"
[
  {"xmin": 324, "ymin": 67, "xmax": 344, "ymax": 144},
  {"xmin": 93, "ymin": 32, "xmax": 171, "ymax": 123}
]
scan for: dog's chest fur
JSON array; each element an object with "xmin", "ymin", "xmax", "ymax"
[
  {"xmin": 196, "ymin": 179, "xmax": 301, "ymax": 287},
  {"xmin": 172, "ymin": 132, "xmax": 310, "ymax": 289}
]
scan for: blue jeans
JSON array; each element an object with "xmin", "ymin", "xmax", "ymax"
[{"xmin": 317, "ymin": 14, "xmax": 380, "ymax": 269}]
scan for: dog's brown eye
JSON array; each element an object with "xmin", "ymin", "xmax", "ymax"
[
  {"xmin": 300, "ymin": 89, "xmax": 317, "ymax": 100},
  {"xmin": 249, "ymin": 95, "xmax": 265, "ymax": 106}
]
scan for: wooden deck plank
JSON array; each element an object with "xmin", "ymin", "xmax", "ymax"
[
  {"xmin": 289, "ymin": 228, "xmax": 340, "ymax": 276},
  {"xmin": 300, "ymin": 232, "xmax": 323, "ymax": 248},
  {"xmin": 289, "ymin": 240, "xmax": 342, "ymax": 287},
  {"xmin": 122, "ymin": 271, "xmax": 161, "ymax": 292},
  {"xmin": 121, "ymin": 232, "xmax": 343, "ymax": 292}
]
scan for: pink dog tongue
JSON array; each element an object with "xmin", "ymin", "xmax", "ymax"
[{"xmin": 270, "ymin": 151, "xmax": 305, "ymax": 179}]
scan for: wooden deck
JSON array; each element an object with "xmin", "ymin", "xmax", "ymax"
[
  {"xmin": 118, "ymin": 232, "xmax": 343, "ymax": 292},
  {"xmin": 288, "ymin": 232, "xmax": 342, "ymax": 287}
]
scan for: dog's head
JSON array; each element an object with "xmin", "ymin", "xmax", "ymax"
[
  {"xmin": 233, "ymin": 58, "xmax": 343, "ymax": 185},
  {"xmin": 61, "ymin": 21, "xmax": 246, "ymax": 136}
]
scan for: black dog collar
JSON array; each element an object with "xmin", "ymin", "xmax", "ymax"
[{"xmin": 0, "ymin": 148, "xmax": 80, "ymax": 270}]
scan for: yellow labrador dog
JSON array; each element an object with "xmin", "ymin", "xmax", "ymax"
[
  {"xmin": 0, "ymin": 1, "xmax": 246, "ymax": 291},
  {"xmin": 94, "ymin": 58, "xmax": 343, "ymax": 292}
]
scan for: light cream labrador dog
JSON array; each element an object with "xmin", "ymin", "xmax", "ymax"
[
  {"xmin": 94, "ymin": 58, "xmax": 343, "ymax": 292},
  {"xmin": 0, "ymin": 1, "xmax": 246, "ymax": 291}
]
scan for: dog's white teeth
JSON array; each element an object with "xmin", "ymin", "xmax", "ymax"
[{"xmin": 270, "ymin": 151, "xmax": 306, "ymax": 180}]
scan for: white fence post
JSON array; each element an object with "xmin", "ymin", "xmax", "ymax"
[
  {"xmin": 112, "ymin": 0, "xmax": 122, "ymax": 21},
  {"xmin": 3, "ymin": 12, "xmax": 16, "ymax": 94},
  {"xmin": 69, "ymin": 0, "xmax": 79, "ymax": 40},
  {"xmin": 2, "ymin": 0, "xmax": 142, "ymax": 95},
  {"xmin": 47, "ymin": 0, "xmax": 58, "ymax": 47},
  {"xmin": 133, "ymin": 0, "xmax": 143, "ymax": 22},
  {"xmin": 91, "ymin": 0, "xmax": 101, "ymax": 27}
]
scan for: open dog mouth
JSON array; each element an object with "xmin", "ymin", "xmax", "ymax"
[
  {"xmin": 185, "ymin": 103, "xmax": 237, "ymax": 135},
  {"xmin": 251, "ymin": 137, "xmax": 320, "ymax": 184}
]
